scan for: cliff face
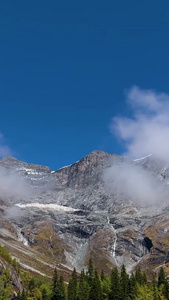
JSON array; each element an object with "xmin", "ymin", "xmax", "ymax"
[{"xmin": 0, "ymin": 151, "xmax": 169, "ymax": 278}]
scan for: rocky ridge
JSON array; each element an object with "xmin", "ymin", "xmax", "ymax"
[{"xmin": 0, "ymin": 151, "xmax": 169, "ymax": 278}]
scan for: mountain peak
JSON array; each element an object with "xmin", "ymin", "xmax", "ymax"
[
  {"xmin": 85, "ymin": 150, "xmax": 118, "ymax": 160},
  {"xmin": 1, "ymin": 156, "xmax": 19, "ymax": 162},
  {"xmin": 87, "ymin": 150, "xmax": 109, "ymax": 157}
]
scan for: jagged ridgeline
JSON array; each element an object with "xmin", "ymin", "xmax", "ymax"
[{"xmin": 0, "ymin": 151, "xmax": 169, "ymax": 279}]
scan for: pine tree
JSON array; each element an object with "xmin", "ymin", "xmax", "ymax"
[
  {"xmin": 40, "ymin": 283, "xmax": 51, "ymax": 300},
  {"xmin": 101, "ymin": 275, "xmax": 111, "ymax": 300},
  {"xmin": 110, "ymin": 267, "xmax": 121, "ymax": 300},
  {"xmin": 41, "ymin": 287, "xmax": 48, "ymax": 300},
  {"xmin": 78, "ymin": 270, "xmax": 89, "ymax": 300},
  {"xmin": 120, "ymin": 264, "xmax": 129, "ymax": 300},
  {"xmin": 28, "ymin": 277, "xmax": 35, "ymax": 291},
  {"xmin": 142, "ymin": 272, "xmax": 147, "ymax": 285},
  {"xmin": 51, "ymin": 268, "xmax": 63, "ymax": 300},
  {"xmin": 151, "ymin": 275, "xmax": 159, "ymax": 300},
  {"xmin": 134, "ymin": 284, "xmax": 154, "ymax": 300},
  {"xmin": 29, "ymin": 287, "xmax": 42, "ymax": 299},
  {"xmin": 52, "ymin": 268, "xmax": 58, "ymax": 292},
  {"xmin": 89, "ymin": 270, "xmax": 102, "ymax": 300},
  {"xmin": 87, "ymin": 258, "xmax": 94, "ymax": 286},
  {"xmin": 135, "ymin": 267, "xmax": 144, "ymax": 285},
  {"xmin": 158, "ymin": 267, "xmax": 166, "ymax": 287},
  {"xmin": 163, "ymin": 279, "xmax": 169, "ymax": 300},
  {"xmin": 67, "ymin": 268, "xmax": 78, "ymax": 300},
  {"xmin": 59, "ymin": 276, "xmax": 66, "ymax": 300},
  {"xmin": 128, "ymin": 273, "xmax": 136, "ymax": 300},
  {"xmin": 101, "ymin": 270, "xmax": 105, "ymax": 281}
]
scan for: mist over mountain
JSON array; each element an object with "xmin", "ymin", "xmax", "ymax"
[{"xmin": 0, "ymin": 150, "xmax": 169, "ymax": 279}]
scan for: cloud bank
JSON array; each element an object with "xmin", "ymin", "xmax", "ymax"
[
  {"xmin": 0, "ymin": 132, "xmax": 29, "ymax": 203},
  {"xmin": 111, "ymin": 86, "xmax": 169, "ymax": 164},
  {"xmin": 103, "ymin": 162, "xmax": 165, "ymax": 207},
  {"xmin": 0, "ymin": 166, "xmax": 31, "ymax": 201},
  {"xmin": 0, "ymin": 133, "xmax": 11, "ymax": 158},
  {"xmin": 103, "ymin": 86, "xmax": 169, "ymax": 207}
]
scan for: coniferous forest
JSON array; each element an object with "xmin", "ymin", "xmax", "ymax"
[{"xmin": 1, "ymin": 255, "xmax": 169, "ymax": 300}]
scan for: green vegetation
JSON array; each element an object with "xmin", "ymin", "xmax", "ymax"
[
  {"xmin": 15, "ymin": 264, "xmax": 169, "ymax": 300},
  {"xmin": 0, "ymin": 244, "xmax": 20, "ymax": 275},
  {"xmin": 0, "ymin": 269, "xmax": 12, "ymax": 300},
  {"xmin": 1, "ymin": 243, "xmax": 169, "ymax": 299}
]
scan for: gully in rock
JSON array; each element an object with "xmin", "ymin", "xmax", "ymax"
[{"xmin": 17, "ymin": 228, "xmax": 29, "ymax": 246}]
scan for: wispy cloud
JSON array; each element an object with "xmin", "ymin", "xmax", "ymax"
[
  {"xmin": 0, "ymin": 132, "xmax": 11, "ymax": 158},
  {"xmin": 0, "ymin": 166, "xmax": 30, "ymax": 201},
  {"xmin": 103, "ymin": 162, "xmax": 165, "ymax": 207},
  {"xmin": 111, "ymin": 86, "xmax": 169, "ymax": 164},
  {"xmin": 0, "ymin": 132, "xmax": 30, "ymax": 203},
  {"xmin": 103, "ymin": 86, "xmax": 169, "ymax": 207}
]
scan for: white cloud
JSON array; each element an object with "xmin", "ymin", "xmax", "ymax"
[
  {"xmin": 103, "ymin": 162, "xmax": 165, "ymax": 206},
  {"xmin": 111, "ymin": 86, "xmax": 169, "ymax": 164},
  {"xmin": 0, "ymin": 166, "xmax": 30, "ymax": 201},
  {"xmin": 103, "ymin": 86, "xmax": 169, "ymax": 207},
  {"xmin": 0, "ymin": 132, "xmax": 11, "ymax": 158}
]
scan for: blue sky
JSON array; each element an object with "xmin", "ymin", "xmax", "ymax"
[{"xmin": 1, "ymin": 0, "xmax": 169, "ymax": 170}]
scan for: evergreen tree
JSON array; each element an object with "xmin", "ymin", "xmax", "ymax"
[
  {"xmin": 89, "ymin": 270, "xmax": 102, "ymax": 300},
  {"xmin": 59, "ymin": 276, "xmax": 66, "ymax": 300},
  {"xmin": 29, "ymin": 277, "xmax": 35, "ymax": 291},
  {"xmin": 28, "ymin": 287, "xmax": 42, "ymax": 300},
  {"xmin": 110, "ymin": 267, "xmax": 121, "ymax": 300},
  {"xmin": 158, "ymin": 267, "xmax": 166, "ymax": 287},
  {"xmin": 135, "ymin": 283, "xmax": 154, "ymax": 300},
  {"xmin": 120, "ymin": 264, "xmax": 129, "ymax": 300},
  {"xmin": 52, "ymin": 268, "xmax": 58, "ymax": 292},
  {"xmin": 158, "ymin": 283, "xmax": 168, "ymax": 300},
  {"xmin": 101, "ymin": 270, "xmax": 105, "ymax": 281},
  {"xmin": 151, "ymin": 275, "xmax": 159, "ymax": 300},
  {"xmin": 51, "ymin": 268, "xmax": 63, "ymax": 300},
  {"xmin": 41, "ymin": 288, "xmax": 48, "ymax": 300},
  {"xmin": 157, "ymin": 267, "xmax": 169, "ymax": 299},
  {"xmin": 87, "ymin": 258, "xmax": 94, "ymax": 285},
  {"xmin": 164, "ymin": 279, "xmax": 169, "ymax": 300},
  {"xmin": 101, "ymin": 275, "xmax": 111, "ymax": 300},
  {"xmin": 40, "ymin": 283, "xmax": 51, "ymax": 300},
  {"xmin": 142, "ymin": 272, "xmax": 147, "ymax": 285},
  {"xmin": 128, "ymin": 273, "xmax": 136, "ymax": 300},
  {"xmin": 67, "ymin": 268, "xmax": 78, "ymax": 300},
  {"xmin": 78, "ymin": 270, "xmax": 89, "ymax": 300},
  {"xmin": 135, "ymin": 267, "xmax": 144, "ymax": 285}
]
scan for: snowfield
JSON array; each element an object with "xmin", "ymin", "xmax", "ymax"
[{"xmin": 15, "ymin": 203, "xmax": 78, "ymax": 212}]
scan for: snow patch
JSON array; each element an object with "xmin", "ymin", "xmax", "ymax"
[
  {"xmin": 134, "ymin": 153, "xmax": 152, "ymax": 161},
  {"xmin": 15, "ymin": 203, "xmax": 78, "ymax": 212},
  {"xmin": 16, "ymin": 167, "xmax": 45, "ymax": 175}
]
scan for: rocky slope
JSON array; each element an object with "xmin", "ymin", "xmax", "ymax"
[{"xmin": 0, "ymin": 151, "xmax": 169, "ymax": 278}]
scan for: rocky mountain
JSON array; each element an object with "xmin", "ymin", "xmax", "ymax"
[{"xmin": 0, "ymin": 150, "xmax": 169, "ymax": 279}]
